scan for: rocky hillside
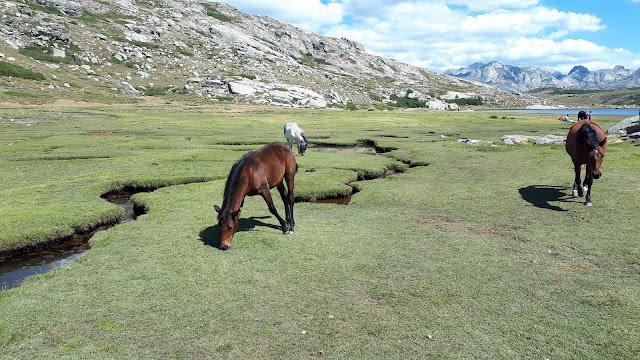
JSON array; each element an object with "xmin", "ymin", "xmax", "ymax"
[
  {"xmin": 445, "ymin": 61, "xmax": 640, "ymax": 93},
  {"xmin": 0, "ymin": 0, "xmax": 541, "ymax": 108}
]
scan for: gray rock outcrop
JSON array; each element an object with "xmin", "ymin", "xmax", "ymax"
[
  {"xmin": 608, "ymin": 115, "xmax": 640, "ymax": 141},
  {"xmin": 500, "ymin": 134, "xmax": 565, "ymax": 145}
]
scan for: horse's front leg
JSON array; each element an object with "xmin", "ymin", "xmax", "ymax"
[
  {"xmin": 572, "ymin": 164, "xmax": 583, "ymax": 197},
  {"xmin": 583, "ymin": 174, "xmax": 593, "ymax": 206},
  {"xmin": 259, "ymin": 188, "xmax": 289, "ymax": 233}
]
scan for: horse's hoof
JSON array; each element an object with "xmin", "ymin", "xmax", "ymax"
[
  {"xmin": 285, "ymin": 230, "xmax": 294, "ymax": 235},
  {"xmin": 584, "ymin": 201, "xmax": 592, "ymax": 207},
  {"xmin": 572, "ymin": 190, "xmax": 578, "ymax": 197}
]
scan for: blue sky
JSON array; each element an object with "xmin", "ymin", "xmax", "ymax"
[{"xmin": 217, "ymin": 0, "xmax": 640, "ymax": 74}]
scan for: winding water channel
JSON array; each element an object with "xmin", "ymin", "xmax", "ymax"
[
  {"xmin": 0, "ymin": 190, "xmax": 143, "ymax": 291},
  {"xmin": 0, "ymin": 144, "xmax": 411, "ymax": 291}
]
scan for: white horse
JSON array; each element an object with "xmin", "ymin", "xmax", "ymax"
[{"xmin": 283, "ymin": 122, "xmax": 308, "ymax": 156}]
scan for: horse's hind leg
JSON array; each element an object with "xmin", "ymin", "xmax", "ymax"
[
  {"xmin": 259, "ymin": 188, "xmax": 289, "ymax": 233},
  {"xmin": 283, "ymin": 172, "xmax": 295, "ymax": 233},
  {"xmin": 277, "ymin": 182, "xmax": 294, "ymax": 234}
]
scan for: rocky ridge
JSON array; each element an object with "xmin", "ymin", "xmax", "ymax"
[{"xmin": 0, "ymin": 0, "xmax": 542, "ymax": 108}]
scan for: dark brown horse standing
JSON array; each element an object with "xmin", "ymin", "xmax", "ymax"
[
  {"xmin": 565, "ymin": 119, "xmax": 608, "ymax": 206},
  {"xmin": 214, "ymin": 142, "xmax": 296, "ymax": 250}
]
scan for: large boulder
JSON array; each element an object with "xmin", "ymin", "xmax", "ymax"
[
  {"xmin": 227, "ymin": 81, "xmax": 257, "ymax": 96},
  {"xmin": 534, "ymin": 135, "xmax": 565, "ymax": 145},
  {"xmin": 608, "ymin": 115, "xmax": 640, "ymax": 137}
]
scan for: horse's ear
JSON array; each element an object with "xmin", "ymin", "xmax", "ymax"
[
  {"xmin": 214, "ymin": 205, "xmax": 221, "ymax": 213},
  {"xmin": 231, "ymin": 209, "xmax": 240, "ymax": 217}
]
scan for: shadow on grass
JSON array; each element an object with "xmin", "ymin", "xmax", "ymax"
[
  {"xmin": 199, "ymin": 216, "xmax": 281, "ymax": 249},
  {"xmin": 519, "ymin": 185, "xmax": 572, "ymax": 212}
]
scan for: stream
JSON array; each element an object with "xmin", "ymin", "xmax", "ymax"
[{"xmin": 0, "ymin": 190, "xmax": 142, "ymax": 291}]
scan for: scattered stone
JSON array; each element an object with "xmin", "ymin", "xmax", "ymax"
[{"xmin": 51, "ymin": 48, "xmax": 66, "ymax": 58}]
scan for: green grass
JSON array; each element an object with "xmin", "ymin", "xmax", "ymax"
[
  {"xmin": 299, "ymin": 53, "xmax": 331, "ymax": 67},
  {"xmin": 142, "ymin": 86, "xmax": 171, "ymax": 96},
  {"xmin": 0, "ymin": 105, "xmax": 638, "ymax": 358},
  {"xmin": 0, "ymin": 61, "xmax": 46, "ymax": 81},
  {"xmin": 3, "ymin": 90, "xmax": 40, "ymax": 98},
  {"xmin": 203, "ymin": 3, "xmax": 237, "ymax": 22}
]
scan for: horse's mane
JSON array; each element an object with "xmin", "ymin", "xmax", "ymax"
[
  {"xmin": 221, "ymin": 151, "xmax": 254, "ymax": 213},
  {"xmin": 577, "ymin": 122, "xmax": 602, "ymax": 151}
]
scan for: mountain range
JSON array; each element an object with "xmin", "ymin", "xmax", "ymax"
[
  {"xmin": 0, "ymin": 0, "xmax": 545, "ymax": 109},
  {"xmin": 445, "ymin": 61, "xmax": 640, "ymax": 93}
]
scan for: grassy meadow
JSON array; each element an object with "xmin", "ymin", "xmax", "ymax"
[{"xmin": 1, "ymin": 103, "xmax": 639, "ymax": 359}]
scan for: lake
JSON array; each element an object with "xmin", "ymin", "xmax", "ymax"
[{"xmin": 479, "ymin": 108, "xmax": 639, "ymax": 117}]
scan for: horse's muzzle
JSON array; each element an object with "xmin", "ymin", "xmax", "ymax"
[{"xmin": 593, "ymin": 172, "xmax": 601, "ymax": 179}]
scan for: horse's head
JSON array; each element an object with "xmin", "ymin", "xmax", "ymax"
[
  {"xmin": 299, "ymin": 133, "xmax": 308, "ymax": 155},
  {"xmin": 577, "ymin": 122, "xmax": 606, "ymax": 180},
  {"xmin": 299, "ymin": 140, "xmax": 307, "ymax": 155},
  {"xmin": 587, "ymin": 146, "xmax": 605, "ymax": 179},
  {"xmin": 214, "ymin": 205, "xmax": 240, "ymax": 250}
]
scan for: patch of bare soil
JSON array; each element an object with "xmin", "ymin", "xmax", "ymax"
[{"xmin": 409, "ymin": 213, "xmax": 513, "ymax": 239}]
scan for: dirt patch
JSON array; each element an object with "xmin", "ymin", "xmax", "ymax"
[
  {"xmin": 409, "ymin": 213, "xmax": 512, "ymax": 239},
  {"xmin": 550, "ymin": 262, "xmax": 598, "ymax": 274},
  {"xmin": 50, "ymin": 99, "xmax": 112, "ymax": 107}
]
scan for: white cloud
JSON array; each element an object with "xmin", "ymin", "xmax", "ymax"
[
  {"xmin": 446, "ymin": 0, "xmax": 541, "ymax": 11},
  {"xmin": 219, "ymin": 0, "xmax": 638, "ymax": 73},
  {"xmin": 221, "ymin": 0, "xmax": 345, "ymax": 32}
]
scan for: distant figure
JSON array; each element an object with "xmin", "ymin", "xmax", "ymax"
[
  {"xmin": 283, "ymin": 122, "xmax": 308, "ymax": 156},
  {"xmin": 560, "ymin": 114, "xmax": 575, "ymax": 123},
  {"xmin": 578, "ymin": 110, "xmax": 590, "ymax": 121}
]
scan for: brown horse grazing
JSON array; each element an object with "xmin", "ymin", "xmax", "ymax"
[
  {"xmin": 565, "ymin": 119, "xmax": 608, "ymax": 206},
  {"xmin": 214, "ymin": 142, "xmax": 296, "ymax": 250}
]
